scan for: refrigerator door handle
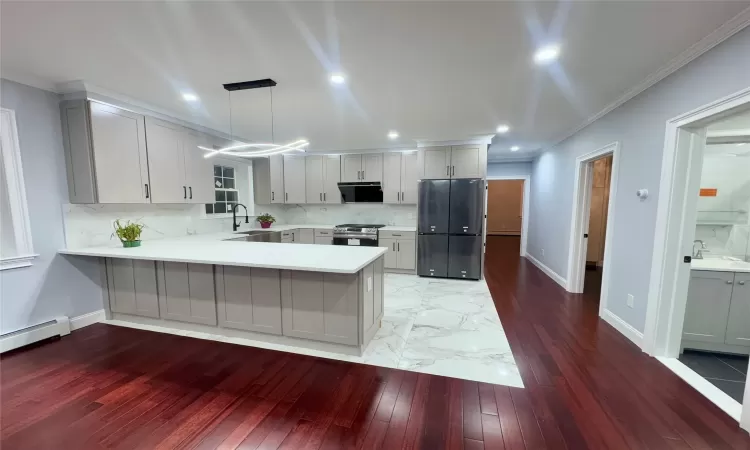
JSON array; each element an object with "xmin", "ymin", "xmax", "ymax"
[{"xmin": 446, "ymin": 165, "xmax": 450, "ymax": 176}]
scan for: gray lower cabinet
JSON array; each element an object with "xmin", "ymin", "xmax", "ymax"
[
  {"xmin": 314, "ymin": 229, "xmax": 333, "ymax": 245},
  {"xmin": 683, "ymin": 270, "xmax": 734, "ymax": 344},
  {"xmin": 281, "ymin": 270, "xmax": 359, "ymax": 345},
  {"xmin": 726, "ymin": 272, "xmax": 750, "ymax": 347},
  {"xmin": 216, "ymin": 266, "xmax": 282, "ymax": 335},
  {"xmin": 380, "ymin": 231, "xmax": 416, "ymax": 271},
  {"xmin": 157, "ymin": 262, "xmax": 217, "ymax": 325},
  {"xmin": 297, "ymin": 228, "xmax": 314, "ymax": 244},
  {"xmin": 105, "ymin": 258, "xmax": 160, "ymax": 318}
]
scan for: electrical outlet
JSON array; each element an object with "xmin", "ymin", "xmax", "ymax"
[
  {"xmin": 627, "ymin": 294, "xmax": 634, "ymax": 308},
  {"xmin": 367, "ymin": 277, "xmax": 372, "ymax": 292}
]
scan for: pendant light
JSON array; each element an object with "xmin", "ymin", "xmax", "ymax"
[{"xmin": 199, "ymin": 78, "xmax": 308, "ymax": 158}]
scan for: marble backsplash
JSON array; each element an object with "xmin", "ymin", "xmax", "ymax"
[
  {"xmin": 695, "ymin": 224, "xmax": 750, "ymax": 261},
  {"xmin": 254, "ymin": 203, "xmax": 417, "ymax": 226},
  {"xmin": 62, "ymin": 203, "xmax": 242, "ymax": 248},
  {"xmin": 63, "ymin": 202, "xmax": 417, "ymax": 248}
]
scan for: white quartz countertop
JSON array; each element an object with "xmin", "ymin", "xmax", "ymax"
[
  {"xmin": 59, "ymin": 232, "xmax": 387, "ymax": 274},
  {"xmin": 691, "ymin": 258, "xmax": 750, "ymax": 273}
]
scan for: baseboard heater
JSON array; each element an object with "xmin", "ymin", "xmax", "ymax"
[{"xmin": 0, "ymin": 317, "xmax": 71, "ymax": 353}]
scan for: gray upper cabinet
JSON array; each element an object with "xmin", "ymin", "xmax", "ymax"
[
  {"xmin": 253, "ymin": 155, "xmax": 285, "ymax": 204},
  {"xmin": 106, "ymin": 258, "xmax": 159, "ymax": 318},
  {"xmin": 144, "ymin": 118, "xmax": 186, "ymax": 203},
  {"xmin": 725, "ymin": 272, "xmax": 750, "ymax": 347},
  {"xmin": 216, "ymin": 266, "xmax": 282, "ymax": 335},
  {"xmin": 420, "ymin": 145, "xmax": 485, "ymax": 179},
  {"xmin": 683, "ymin": 270, "xmax": 734, "ymax": 344},
  {"xmin": 340, "ymin": 154, "xmax": 383, "ymax": 182},
  {"xmin": 182, "ymin": 129, "xmax": 215, "ymax": 204},
  {"xmin": 383, "ymin": 152, "xmax": 418, "ymax": 204},
  {"xmin": 158, "ymin": 262, "xmax": 217, "ymax": 325},
  {"xmin": 61, "ymin": 100, "xmax": 150, "ymax": 203},
  {"xmin": 283, "ymin": 155, "xmax": 307, "ymax": 204},
  {"xmin": 323, "ymin": 155, "xmax": 342, "ymax": 203},
  {"xmin": 305, "ymin": 155, "xmax": 325, "ymax": 204}
]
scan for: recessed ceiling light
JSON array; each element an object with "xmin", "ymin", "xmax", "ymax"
[
  {"xmin": 726, "ymin": 153, "xmax": 739, "ymax": 157},
  {"xmin": 534, "ymin": 44, "xmax": 560, "ymax": 65},
  {"xmin": 510, "ymin": 146, "xmax": 520, "ymax": 152},
  {"xmin": 329, "ymin": 73, "xmax": 346, "ymax": 84},
  {"xmin": 737, "ymin": 143, "xmax": 747, "ymax": 146},
  {"xmin": 496, "ymin": 124, "xmax": 510, "ymax": 134},
  {"xmin": 388, "ymin": 131, "xmax": 399, "ymax": 139},
  {"xmin": 182, "ymin": 92, "xmax": 199, "ymax": 102}
]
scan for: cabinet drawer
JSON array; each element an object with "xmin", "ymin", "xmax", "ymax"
[
  {"xmin": 379, "ymin": 230, "xmax": 415, "ymax": 240},
  {"xmin": 314, "ymin": 229, "xmax": 333, "ymax": 237},
  {"xmin": 281, "ymin": 230, "xmax": 294, "ymax": 238}
]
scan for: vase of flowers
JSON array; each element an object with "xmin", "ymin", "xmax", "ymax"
[
  {"xmin": 113, "ymin": 219, "xmax": 144, "ymax": 248},
  {"xmin": 256, "ymin": 213, "xmax": 276, "ymax": 229}
]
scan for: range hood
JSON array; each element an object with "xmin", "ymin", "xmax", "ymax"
[{"xmin": 337, "ymin": 182, "xmax": 383, "ymax": 203}]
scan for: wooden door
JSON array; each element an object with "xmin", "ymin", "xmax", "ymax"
[
  {"xmin": 486, "ymin": 180, "xmax": 524, "ymax": 235},
  {"xmin": 216, "ymin": 266, "xmax": 282, "ymax": 335},
  {"xmin": 450, "ymin": 145, "xmax": 482, "ymax": 178},
  {"xmin": 400, "ymin": 151, "xmax": 418, "ymax": 204},
  {"xmin": 726, "ymin": 272, "xmax": 750, "ymax": 347},
  {"xmin": 323, "ymin": 155, "xmax": 341, "ymax": 203},
  {"xmin": 269, "ymin": 155, "xmax": 285, "ymax": 203},
  {"xmin": 305, "ymin": 155, "xmax": 324, "ymax": 204},
  {"xmin": 422, "ymin": 147, "xmax": 450, "ymax": 179},
  {"xmin": 89, "ymin": 102, "xmax": 150, "ymax": 203},
  {"xmin": 362, "ymin": 153, "xmax": 383, "ymax": 182},
  {"xmin": 283, "ymin": 155, "xmax": 306, "ymax": 204},
  {"xmin": 341, "ymin": 154, "xmax": 362, "ymax": 182},
  {"xmin": 183, "ymin": 130, "xmax": 214, "ymax": 204},
  {"xmin": 382, "ymin": 153, "xmax": 401, "ymax": 204},
  {"xmin": 587, "ymin": 156, "xmax": 612, "ymax": 264},
  {"xmin": 682, "ymin": 271, "xmax": 734, "ymax": 345},
  {"xmin": 144, "ymin": 117, "xmax": 186, "ymax": 203}
]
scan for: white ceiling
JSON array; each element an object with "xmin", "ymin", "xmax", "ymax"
[{"xmin": 1, "ymin": 1, "xmax": 747, "ymax": 161}]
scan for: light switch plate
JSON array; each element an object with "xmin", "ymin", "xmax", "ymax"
[{"xmin": 627, "ymin": 294, "xmax": 634, "ymax": 308}]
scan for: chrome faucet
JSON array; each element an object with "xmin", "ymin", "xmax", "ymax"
[
  {"xmin": 692, "ymin": 240, "xmax": 708, "ymax": 259},
  {"xmin": 232, "ymin": 204, "xmax": 249, "ymax": 231}
]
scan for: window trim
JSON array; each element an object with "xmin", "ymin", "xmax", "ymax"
[
  {"xmin": 204, "ymin": 163, "xmax": 240, "ymax": 219},
  {"xmin": 0, "ymin": 108, "xmax": 37, "ymax": 270}
]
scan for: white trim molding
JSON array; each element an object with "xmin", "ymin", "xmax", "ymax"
[
  {"xmin": 565, "ymin": 142, "xmax": 620, "ymax": 322},
  {"xmin": 70, "ymin": 309, "xmax": 106, "ymax": 331},
  {"xmin": 486, "ymin": 175, "xmax": 531, "ymax": 257},
  {"xmin": 525, "ymin": 253, "xmax": 567, "ymax": 289},
  {"xmin": 0, "ymin": 108, "xmax": 37, "ymax": 271},
  {"xmin": 601, "ymin": 309, "xmax": 644, "ymax": 349},
  {"xmin": 549, "ymin": 6, "xmax": 750, "ymax": 150}
]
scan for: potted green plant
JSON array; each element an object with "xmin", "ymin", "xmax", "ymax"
[
  {"xmin": 256, "ymin": 213, "xmax": 276, "ymax": 229},
  {"xmin": 113, "ymin": 219, "xmax": 145, "ymax": 248}
]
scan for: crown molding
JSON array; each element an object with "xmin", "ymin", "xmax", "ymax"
[{"xmin": 549, "ymin": 6, "xmax": 750, "ymax": 150}]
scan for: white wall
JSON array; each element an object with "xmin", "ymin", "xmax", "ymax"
[
  {"xmin": 487, "ymin": 162, "xmax": 532, "ymax": 178},
  {"xmin": 0, "ymin": 79, "xmax": 103, "ymax": 333},
  {"xmin": 526, "ymin": 27, "xmax": 750, "ymax": 333}
]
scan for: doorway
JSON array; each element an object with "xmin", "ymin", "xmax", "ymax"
[
  {"xmin": 485, "ymin": 176, "xmax": 530, "ymax": 256},
  {"xmin": 643, "ymin": 86, "xmax": 750, "ymax": 428},
  {"xmin": 566, "ymin": 143, "xmax": 620, "ymax": 319}
]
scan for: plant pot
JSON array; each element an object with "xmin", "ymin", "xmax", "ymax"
[
  {"xmin": 122, "ymin": 240, "xmax": 141, "ymax": 248},
  {"xmin": 259, "ymin": 222, "xmax": 272, "ymax": 229}
]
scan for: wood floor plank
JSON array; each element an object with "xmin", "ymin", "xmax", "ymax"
[{"xmin": 2, "ymin": 236, "xmax": 749, "ymax": 449}]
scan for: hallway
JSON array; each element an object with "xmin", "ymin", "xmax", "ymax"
[{"xmin": 1, "ymin": 237, "xmax": 748, "ymax": 449}]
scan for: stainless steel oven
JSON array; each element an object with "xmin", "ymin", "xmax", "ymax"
[{"xmin": 332, "ymin": 224, "xmax": 385, "ymax": 247}]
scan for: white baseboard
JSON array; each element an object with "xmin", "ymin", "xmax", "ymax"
[
  {"xmin": 0, "ymin": 317, "xmax": 70, "ymax": 353},
  {"xmin": 71, "ymin": 309, "xmax": 105, "ymax": 331},
  {"xmin": 525, "ymin": 254, "xmax": 567, "ymax": 289},
  {"xmin": 601, "ymin": 309, "xmax": 644, "ymax": 349}
]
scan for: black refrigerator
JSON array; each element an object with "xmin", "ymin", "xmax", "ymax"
[{"xmin": 417, "ymin": 178, "xmax": 484, "ymax": 280}]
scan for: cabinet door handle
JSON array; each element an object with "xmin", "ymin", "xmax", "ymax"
[
  {"xmin": 183, "ymin": 186, "xmax": 187, "ymax": 199},
  {"xmin": 446, "ymin": 165, "xmax": 450, "ymax": 176},
  {"xmin": 320, "ymin": 192, "xmax": 322, "ymax": 201},
  {"xmin": 285, "ymin": 192, "xmax": 288, "ymax": 201},
  {"xmin": 272, "ymin": 191, "xmax": 275, "ymax": 201},
  {"xmin": 362, "ymin": 170, "xmax": 365, "ymax": 180},
  {"xmin": 392, "ymin": 243, "xmax": 395, "ymax": 251},
  {"xmin": 397, "ymin": 192, "xmax": 400, "ymax": 202},
  {"xmin": 398, "ymin": 242, "xmax": 400, "ymax": 251},
  {"xmin": 452, "ymin": 166, "xmax": 455, "ymax": 176},
  {"xmin": 189, "ymin": 186, "xmax": 192, "ymax": 199},
  {"xmin": 324, "ymin": 192, "xmax": 326, "ymax": 202},
  {"xmin": 401, "ymin": 191, "xmax": 405, "ymax": 202},
  {"xmin": 144, "ymin": 184, "xmax": 150, "ymax": 199}
]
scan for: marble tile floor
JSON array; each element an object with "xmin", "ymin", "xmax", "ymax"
[{"xmin": 104, "ymin": 273, "xmax": 523, "ymax": 388}]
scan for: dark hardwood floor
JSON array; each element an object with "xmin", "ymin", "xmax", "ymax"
[{"xmin": 1, "ymin": 235, "xmax": 748, "ymax": 449}]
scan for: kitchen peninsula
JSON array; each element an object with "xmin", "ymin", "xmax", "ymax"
[{"xmin": 60, "ymin": 233, "xmax": 386, "ymax": 356}]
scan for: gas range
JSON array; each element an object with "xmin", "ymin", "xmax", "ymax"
[{"xmin": 332, "ymin": 224, "xmax": 385, "ymax": 246}]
